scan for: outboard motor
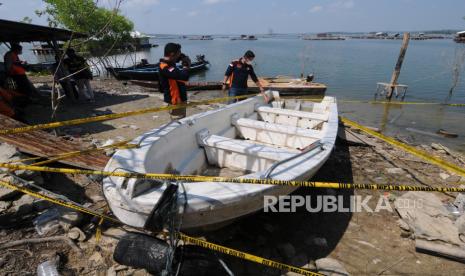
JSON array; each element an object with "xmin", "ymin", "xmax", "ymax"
[
  {"xmin": 140, "ymin": 59, "xmax": 149, "ymax": 66},
  {"xmin": 306, "ymin": 74, "xmax": 314, "ymax": 83}
]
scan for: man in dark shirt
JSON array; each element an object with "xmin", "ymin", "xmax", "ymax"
[
  {"xmin": 63, "ymin": 48, "xmax": 94, "ymax": 102},
  {"xmin": 222, "ymin": 50, "xmax": 268, "ymax": 103},
  {"xmin": 158, "ymin": 43, "xmax": 191, "ymax": 119}
]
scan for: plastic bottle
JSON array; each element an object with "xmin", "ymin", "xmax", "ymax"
[{"xmin": 37, "ymin": 259, "xmax": 60, "ymax": 276}]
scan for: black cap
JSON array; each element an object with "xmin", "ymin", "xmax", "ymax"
[
  {"xmin": 11, "ymin": 43, "xmax": 22, "ymax": 51},
  {"xmin": 164, "ymin": 43, "xmax": 181, "ymax": 56},
  {"xmin": 244, "ymin": 50, "xmax": 255, "ymax": 59}
]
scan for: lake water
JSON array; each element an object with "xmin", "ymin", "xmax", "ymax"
[
  {"xmin": 109, "ymin": 38, "xmax": 465, "ymax": 102},
  {"xmin": 9, "ymin": 38, "xmax": 465, "ymax": 152}
]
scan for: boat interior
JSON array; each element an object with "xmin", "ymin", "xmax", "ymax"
[{"xmin": 197, "ymin": 98, "xmax": 330, "ymax": 176}]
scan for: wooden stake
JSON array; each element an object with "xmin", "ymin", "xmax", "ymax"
[{"xmin": 387, "ymin": 32, "xmax": 410, "ymax": 100}]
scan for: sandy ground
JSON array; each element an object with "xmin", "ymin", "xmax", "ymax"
[{"xmin": 1, "ymin": 76, "xmax": 465, "ymax": 275}]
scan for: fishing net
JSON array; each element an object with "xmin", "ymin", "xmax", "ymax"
[{"xmin": 449, "ymin": 44, "xmax": 465, "ymax": 96}]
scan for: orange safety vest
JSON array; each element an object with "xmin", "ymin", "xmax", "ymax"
[
  {"xmin": 159, "ymin": 62, "xmax": 188, "ymax": 105},
  {"xmin": 7, "ymin": 52, "xmax": 26, "ymax": 75}
]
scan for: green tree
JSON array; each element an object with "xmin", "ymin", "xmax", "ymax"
[
  {"xmin": 36, "ymin": 0, "xmax": 134, "ymax": 55},
  {"xmin": 21, "ymin": 16, "xmax": 33, "ymax": 24}
]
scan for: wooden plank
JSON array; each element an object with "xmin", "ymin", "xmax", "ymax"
[{"xmin": 0, "ymin": 114, "xmax": 110, "ymax": 170}]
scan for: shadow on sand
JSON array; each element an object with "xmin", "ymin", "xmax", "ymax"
[
  {"xmin": 22, "ymin": 90, "xmax": 151, "ymax": 135},
  {"xmin": 0, "ymin": 172, "xmax": 93, "ymax": 231}
]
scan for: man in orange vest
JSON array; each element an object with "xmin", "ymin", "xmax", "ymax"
[
  {"xmin": 222, "ymin": 50, "xmax": 268, "ymax": 104},
  {"xmin": 158, "ymin": 43, "xmax": 191, "ymax": 119},
  {"xmin": 3, "ymin": 43, "xmax": 37, "ymax": 98}
]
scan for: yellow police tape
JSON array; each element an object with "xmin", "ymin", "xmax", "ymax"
[
  {"xmin": 0, "ymin": 93, "xmax": 258, "ymax": 135},
  {"xmin": 32, "ymin": 140, "xmax": 137, "ymax": 166},
  {"xmin": 1, "ymin": 163, "xmax": 464, "ymax": 193},
  {"xmin": 340, "ymin": 117, "xmax": 465, "ymax": 178},
  {"xmin": 7, "ymin": 140, "xmax": 137, "ymax": 167},
  {"xmin": 340, "ymin": 100, "xmax": 465, "ymax": 106},
  {"xmin": 284, "ymin": 96, "xmax": 465, "ymax": 107},
  {"xmin": 33, "ymin": 141, "xmax": 137, "ymax": 166},
  {"xmin": 0, "ymin": 179, "xmax": 319, "ymax": 276},
  {"xmin": 0, "ymin": 179, "xmax": 118, "ymax": 223},
  {"xmin": 1, "ymin": 94, "xmax": 463, "ymax": 137},
  {"xmin": 178, "ymin": 233, "xmax": 321, "ymax": 276}
]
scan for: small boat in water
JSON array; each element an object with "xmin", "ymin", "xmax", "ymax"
[
  {"xmin": 128, "ymin": 75, "xmax": 327, "ymax": 96},
  {"xmin": 102, "ymin": 92, "xmax": 338, "ymax": 230},
  {"xmin": 129, "ymin": 80, "xmax": 223, "ymax": 91},
  {"xmin": 231, "ymin": 35, "xmax": 258, "ymax": 40},
  {"xmin": 248, "ymin": 75, "xmax": 327, "ymax": 96},
  {"xmin": 26, "ymin": 62, "xmax": 56, "ymax": 73},
  {"xmin": 454, "ymin": 31, "xmax": 465, "ymax": 43},
  {"xmin": 106, "ymin": 55, "xmax": 209, "ymax": 81},
  {"xmin": 189, "ymin": 35, "xmax": 214, "ymax": 40},
  {"xmin": 105, "ymin": 59, "xmax": 151, "ymax": 76}
]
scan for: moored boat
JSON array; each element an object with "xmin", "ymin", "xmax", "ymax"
[
  {"xmin": 102, "ymin": 92, "xmax": 338, "ymax": 230},
  {"xmin": 26, "ymin": 62, "xmax": 56, "ymax": 73},
  {"xmin": 106, "ymin": 55, "xmax": 209, "ymax": 81},
  {"xmin": 129, "ymin": 75, "xmax": 327, "ymax": 96},
  {"xmin": 129, "ymin": 80, "xmax": 223, "ymax": 91},
  {"xmin": 248, "ymin": 76, "xmax": 327, "ymax": 96},
  {"xmin": 231, "ymin": 35, "xmax": 258, "ymax": 40},
  {"xmin": 113, "ymin": 61, "xmax": 209, "ymax": 81},
  {"xmin": 454, "ymin": 31, "xmax": 465, "ymax": 43}
]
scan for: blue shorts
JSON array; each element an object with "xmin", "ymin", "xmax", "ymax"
[{"xmin": 228, "ymin": 87, "xmax": 248, "ymax": 103}]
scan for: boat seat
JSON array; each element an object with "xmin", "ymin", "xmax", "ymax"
[
  {"xmin": 257, "ymin": 106, "xmax": 328, "ymax": 129},
  {"xmin": 232, "ymin": 117, "xmax": 320, "ymax": 149},
  {"xmin": 197, "ymin": 130, "xmax": 295, "ymax": 172}
]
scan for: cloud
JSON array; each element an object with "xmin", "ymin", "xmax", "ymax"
[
  {"xmin": 188, "ymin": 10, "xmax": 199, "ymax": 17},
  {"xmin": 330, "ymin": 0, "xmax": 355, "ymax": 9},
  {"xmin": 309, "ymin": 5, "xmax": 323, "ymax": 13},
  {"xmin": 124, "ymin": 0, "xmax": 160, "ymax": 7},
  {"xmin": 202, "ymin": 0, "xmax": 229, "ymax": 5}
]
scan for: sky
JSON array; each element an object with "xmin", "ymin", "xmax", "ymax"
[{"xmin": 0, "ymin": 0, "xmax": 464, "ymax": 34}]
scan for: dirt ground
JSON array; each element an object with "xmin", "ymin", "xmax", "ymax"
[{"xmin": 1, "ymin": 76, "xmax": 465, "ymax": 275}]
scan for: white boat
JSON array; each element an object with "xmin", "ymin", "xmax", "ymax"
[{"xmin": 102, "ymin": 92, "xmax": 338, "ymax": 230}]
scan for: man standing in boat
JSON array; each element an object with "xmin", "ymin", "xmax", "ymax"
[
  {"xmin": 158, "ymin": 43, "xmax": 191, "ymax": 119},
  {"xmin": 222, "ymin": 50, "xmax": 268, "ymax": 103}
]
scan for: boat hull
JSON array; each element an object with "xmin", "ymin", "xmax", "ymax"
[
  {"xmin": 249, "ymin": 77, "xmax": 327, "ymax": 96},
  {"xmin": 130, "ymin": 80, "xmax": 223, "ymax": 91},
  {"xmin": 129, "ymin": 80, "xmax": 327, "ymax": 96},
  {"xmin": 248, "ymin": 84, "xmax": 327, "ymax": 96},
  {"xmin": 107, "ymin": 61, "xmax": 209, "ymax": 81}
]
